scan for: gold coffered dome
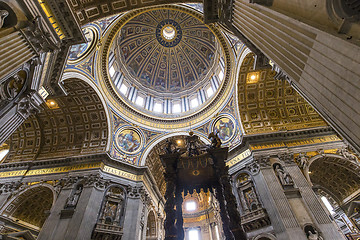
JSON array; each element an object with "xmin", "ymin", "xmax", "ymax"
[
  {"xmin": 114, "ymin": 8, "xmax": 217, "ymax": 97},
  {"xmin": 99, "ymin": 5, "xmax": 234, "ymax": 130}
]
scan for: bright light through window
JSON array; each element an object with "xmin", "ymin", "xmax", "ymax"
[
  {"xmin": 190, "ymin": 98, "xmax": 199, "ymax": 108},
  {"xmin": 135, "ymin": 96, "xmax": 144, "ymax": 106},
  {"xmin": 321, "ymin": 196, "xmax": 335, "ymax": 214},
  {"xmin": 188, "ymin": 229, "xmax": 199, "ymax": 240},
  {"xmin": 154, "ymin": 102, "xmax": 163, "ymax": 112},
  {"xmin": 218, "ymin": 70, "xmax": 224, "ymax": 82},
  {"xmin": 206, "ymin": 86, "xmax": 214, "ymax": 97},
  {"xmin": 109, "ymin": 66, "xmax": 116, "ymax": 77},
  {"xmin": 186, "ymin": 201, "xmax": 196, "ymax": 211},
  {"xmin": 215, "ymin": 225, "xmax": 220, "ymax": 240},
  {"xmin": 173, "ymin": 103, "xmax": 181, "ymax": 113},
  {"xmin": 0, "ymin": 149, "xmax": 9, "ymax": 162},
  {"xmin": 119, "ymin": 84, "xmax": 128, "ymax": 95}
]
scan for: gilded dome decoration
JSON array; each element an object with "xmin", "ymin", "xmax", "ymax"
[
  {"xmin": 98, "ymin": 5, "xmax": 233, "ymax": 130},
  {"xmin": 115, "ymin": 9, "xmax": 216, "ymax": 95}
]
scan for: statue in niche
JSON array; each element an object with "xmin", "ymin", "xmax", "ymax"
[
  {"xmin": 0, "ymin": 10, "xmax": 8, "ymax": 29},
  {"xmin": 66, "ymin": 185, "xmax": 83, "ymax": 208},
  {"xmin": 337, "ymin": 147, "xmax": 358, "ymax": 162},
  {"xmin": 103, "ymin": 202, "xmax": 117, "ymax": 224},
  {"xmin": 244, "ymin": 188, "xmax": 259, "ymax": 211},
  {"xmin": 296, "ymin": 153, "xmax": 309, "ymax": 169},
  {"xmin": 274, "ymin": 164, "xmax": 294, "ymax": 186},
  {"xmin": 0, "ymin": 71, "xmax": 26, "ymax": 106},
  {"xmin": 307, "ymin": 229, "xmax": 323, "ymax": 240}
]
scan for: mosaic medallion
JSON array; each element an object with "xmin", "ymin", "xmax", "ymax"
[
  {"xmin": 68, "ymin": 26, "xmax": 97, "ymax": 62},
  {"xmin": 115, "ymin": 127, "xmax": 143, "ymax": 154},
  {"xmin": 212, "ymin": 116, "xmax": 235, "ymax": 143}
]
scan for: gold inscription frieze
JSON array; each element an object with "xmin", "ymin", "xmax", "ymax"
[
  {"xmin": 0, "ymin": 163, "xmax": 145, "ymax": 182},
  {"xmin": 0, "ymin": 162, "xmax": 102, "ymax": 178},
  {"xmin": 101, "ymin": 165, "xmax": 143, "ymax": 181},
  {"xmin": 226, "ymin": 149, "xmax": 251, "ymax": 168},
  {"xmin": 250, "ymin": 135, "xmax": 341, "ymax": 150}
]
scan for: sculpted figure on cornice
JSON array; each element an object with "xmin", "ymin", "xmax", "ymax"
[
  {"xmin": 337, "ymin": 146, "xmax": 358, "ymax": 162},
  {"xmin": 208, "ymin": 131, "xmax": 222, "ymax": 149},
  {"xmin": 296, "ymin": 153, "xmax": 309, "ymax": 169},
  {"xmin": 278, "ymin": 152, "xmax": 295, "ymax": 165}
]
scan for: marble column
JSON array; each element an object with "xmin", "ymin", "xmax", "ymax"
[
  {"xmin": 122, "ymin": 185, "xmax": 148, "ymax": 240},
  {"xmin": 38, "ymin": 175, "xmax": 108, "ymax": 240}
]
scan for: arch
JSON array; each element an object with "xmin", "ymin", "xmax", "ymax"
[
  {"xmin": 140, "ymin": 131, "xmax": 211, "ymax": 166},
  {"xmin": 146, "ymin": 210, "xmax": 157, "ymax": 239},
  {"xmin": 62, "ymin": 71, "xmax": 112, "ymax": 151},
  {"xmin": 305, "ymin": 153, "xmax": 360, "ymax": 202},
  {"xmin": 234, "ymin": 46, "xmax": 251, "ymax": 136},
  {"xmin": 237, "ymin": 53, "xmax": 326, "ymax": 135},
  {"xmin": 0, "ymin": 183, "xmax": 55, "ymax": 228},
  {"xmin": 5, "ymin": 78, "xmax": 110, "ymax": 162}
]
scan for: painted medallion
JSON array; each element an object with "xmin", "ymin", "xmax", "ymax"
[
  {"xmin": 115, "ymin": 128, "xmax": 142, "ymax": 154},
  {"xmin": 68, "ymin": 26, "xmax": 97, "ymax": 62},
  {"xmin": 213, "ymin": 116, "xmax": 235, "ymax": 143}
]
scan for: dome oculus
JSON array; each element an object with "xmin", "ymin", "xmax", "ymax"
[
  {"xmin": 162, "ymin": 25, "xmax": 176, "ymax": 40},
  {"xmin": 156, "ymin": 19, "xmax": 182, "ymax": 47}
]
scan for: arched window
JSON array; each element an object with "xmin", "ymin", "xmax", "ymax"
[{"xmin": 146, "ymin": 211, "xmax": 157, "ymax": 239}]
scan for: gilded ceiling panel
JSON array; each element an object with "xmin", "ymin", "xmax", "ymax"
[
  {"xmin": 238, "ymin": 53, "xmax": 327, "ymax": 135},
  {"xmin": 68, "ymin": 0, "xmax": 202, "ymax": 25},
  {"xmin": 5, "ymin": 79, "xmax": 109, "ymax": 163},
  {"xmin": 2, "ymin": 186, "xmax": 53, "ymax": 227}
]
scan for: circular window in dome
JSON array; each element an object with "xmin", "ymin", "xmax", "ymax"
[{"xmin": 162, "ymin": 25, "xmax": 176, "ymax": 40}]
